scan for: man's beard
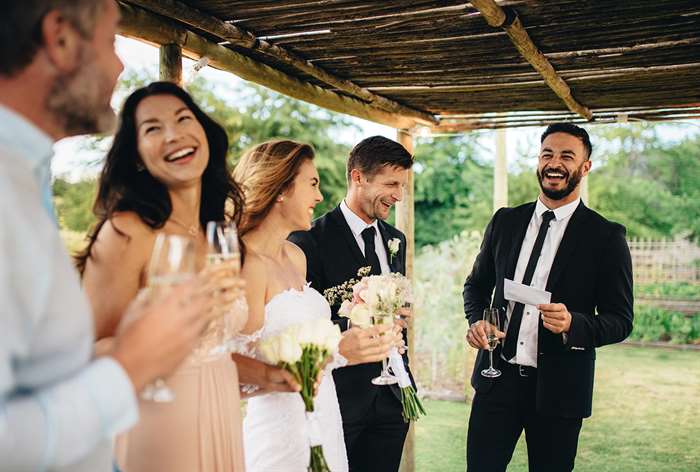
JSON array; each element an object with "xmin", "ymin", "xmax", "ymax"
[
  {"xmin": 536, "ymin": 163, "xmax": 584, "ymax": 200},
  {"xmin": 46, "ymin": 46, "xmax": 116, "ymax": 137}
]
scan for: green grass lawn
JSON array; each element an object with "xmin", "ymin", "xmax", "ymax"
[{"xmin": 415, "ymin": 345, "xmax": 700, "ymax": 471}]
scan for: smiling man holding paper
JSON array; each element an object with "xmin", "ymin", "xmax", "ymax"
[{"xmin": 462, "ymin": 123, "xmax": 634, "ymax": 472}]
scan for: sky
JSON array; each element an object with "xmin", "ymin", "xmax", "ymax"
[{"xmin": 52, "ymin": 36, "xmax": 699, "ymax": 181}]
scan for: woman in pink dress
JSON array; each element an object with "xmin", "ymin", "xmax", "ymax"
[{"xmin": 77, "ymin": 82, "xmax": 247, "ymax": 471}]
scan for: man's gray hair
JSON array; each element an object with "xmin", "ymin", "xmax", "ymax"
[{"xmin": 0, "ymin": 0, "xmax": 104, "ymax": 77}]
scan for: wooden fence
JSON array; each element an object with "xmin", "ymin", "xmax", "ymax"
[{"xmin": 628, "ymin": 238, "xmax": 700, "ymax": 284}]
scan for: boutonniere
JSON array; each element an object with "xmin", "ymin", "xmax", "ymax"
[{"xmin": 388, "ymin": 238, "xmax": 401, "ymax": 263}]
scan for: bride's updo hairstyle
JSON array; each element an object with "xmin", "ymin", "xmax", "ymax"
[{"xmin": 233, "ymin": 139, "xmax": 315, "ymax": 237}]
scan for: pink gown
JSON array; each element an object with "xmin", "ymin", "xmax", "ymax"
[{"xmin": 115, "ymin": 295, "xmax": 248, "ymax": 471}]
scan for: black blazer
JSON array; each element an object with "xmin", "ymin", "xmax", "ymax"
[
  {"xmin": 463, "ymin": 201, "xmax": 634, "ymax": 418},
  {"xmin": 289, "ymin": 206, "xmax": 414, "ymax": 422}
]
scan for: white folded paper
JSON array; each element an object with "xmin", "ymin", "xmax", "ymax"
[{"xmin": 504, "ymin": 278, "xmax": 552, "ymax": 306}]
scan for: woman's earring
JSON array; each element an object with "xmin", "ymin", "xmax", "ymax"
[{"xmin": 277, "ymin": 195, "xmax": 284, "ymax": 202}]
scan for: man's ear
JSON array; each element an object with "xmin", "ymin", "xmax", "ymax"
[
  {"xmin": 40, "ymin": 10, "xmax": 83, "ymax": 73},
  {"xmin": 349, "ymin": 168, "xmax": 363, "ymax": 186},
  {"xmin": 582, "ymin": 159, "xmax": 592, "ymax": 177}
]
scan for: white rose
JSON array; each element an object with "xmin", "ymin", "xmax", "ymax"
[
  {"xmin": 278, "ymin": 332, "xmax": 303, "ymax": 364},
  {"xmin": 388, "ymin": 238, "xmax": 400, "ymax": 255},
  {"xmin": 338, "ymin": 299, "xmax": 353, "ymax": 317},
  {"xmin": 348, "ymin": 303, "xmax": 371, "ymax": 328},
  {"xmin": 323, "ymin": 324, "xmax": 342, "ymax": 353},
  {"xmin": 259, "ymin": 339, "xmax": 280, "ymax": 364},
  {"xmin": 308, "ymin": 318, "xmax": 331, "ymax": 346},
  {"xmin": 296, "ymin": 321, "xmax": 315, "ymax": 345}
]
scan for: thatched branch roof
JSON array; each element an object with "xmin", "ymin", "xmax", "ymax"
[{"xmin": 118, "ymin": 0, "xmax": 700, "ymax": 129}]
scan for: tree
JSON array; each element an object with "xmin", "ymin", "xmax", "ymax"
[{"xmin": 413, "ymin": 136, "xmax": 493, "ymax": 247}]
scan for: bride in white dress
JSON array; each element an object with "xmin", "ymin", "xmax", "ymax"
[{"xmin": 230, "ymin": 140, "xmax": 399, "ymax": 471}]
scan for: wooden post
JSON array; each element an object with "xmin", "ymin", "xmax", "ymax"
[
  {"xmin": 494, "ymin": 128, "xmax": 508, "ymax": 212},
  {"xmin": 395, "ymin": 129, "xmax": 415, "ymax": 472},
  {"xmin": 159, "ymin": 43, "xmax": 183, "ymax": 85}
]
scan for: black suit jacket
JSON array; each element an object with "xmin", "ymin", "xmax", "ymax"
[
  {"xmin": 463, "ymin": 201, "xmax": 634, "ymax": 418},
  {"xmin": 289, "ymin": 205, "xmax": 414, "ymax": 422}
]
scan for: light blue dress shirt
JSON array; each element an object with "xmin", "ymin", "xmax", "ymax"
[{"xmin": 0, "ymin": 104, "xmax": 138, "ymax": 471}]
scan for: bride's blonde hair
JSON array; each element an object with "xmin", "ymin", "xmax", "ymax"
[{"xmin": 233, "ymin": 139, "xmax": 315, "ymax": 236}]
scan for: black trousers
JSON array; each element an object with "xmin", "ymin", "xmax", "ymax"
[
  {"xmin": 344, "ymin": 387, "xmax": 409, "ymax": 472},
  {"xmin": 467, "ymin": 362, "xmax": 583, "ymax": 472}
]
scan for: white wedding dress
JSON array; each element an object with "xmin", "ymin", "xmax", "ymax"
[{"xmin": 231, "ymin": 283, "xmax": 349, "ymax": 472}]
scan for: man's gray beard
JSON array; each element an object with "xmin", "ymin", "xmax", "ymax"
[{"xmin": 45, "ymin": 47, "xmax": 116, "ymax": 137}]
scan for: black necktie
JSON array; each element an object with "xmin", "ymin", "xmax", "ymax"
[
  {"xmin": 502, "ymin": 210, "xmax": 556, "ymax": 361},
  {"xmin": 361, "ymin": 227, "xmax": 382, "ymax": 276}
]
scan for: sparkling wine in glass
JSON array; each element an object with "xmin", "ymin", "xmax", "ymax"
[
  {"xmin": 480, "ymin": 307, "xmax": 502, "ymax": 378},
  {"xmin": 141, "ymin": 233, "xmax": 197, "ymax": 402},
  {"xmin": 206, "ymin": 221, "xmax": 241, "ymax": 273},
  {"xmin": 204, "ymin": 221, "xmax": 241, "ymax": 356},
  {"xmin": 371, "ymin": 312, "xmax": 399, "ymax": 386}
]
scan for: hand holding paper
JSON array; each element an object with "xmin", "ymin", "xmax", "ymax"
[{"xmin": 503, "ymin": 278, "xmax": 552, "ymax": 306}]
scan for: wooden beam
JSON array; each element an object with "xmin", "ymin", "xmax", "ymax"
[
  {"xmin": 493, "ymin": 128, "xmax": 508, "ymax": 212},
  {"xmin": 159, "ymin": 43, "xmax": 182, "ymax": 85},
  {"xmin": 122, "ymin": 0, "xmax": 437, "ymax": 126},
  {"xmin": 470, "ymin": 0, "xmax": 593, "ymax": 121},
  {"xmin": 117, "ymin": 3, "xmax": 421, "ymax": 129},
  {"xmin": 395, "ymin": 128, "xmax": 415, "ymax": 472}
]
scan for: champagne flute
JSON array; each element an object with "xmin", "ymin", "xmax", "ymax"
[
  {"xmin": 141, "ymin": 233, "xmax": 197, "ymax": 402},
  {"xmin": 480, "ymin": 307, "xmax": 502, "ymax": 378},
  {"xmin": 206, "ymin": 221, "xmax": 241, "ymax": 272},
  {"xmin": 204, "ymin": 221, "xmax": 241, "ymax": 355},
  {"xmin": 370, "ymin": 312, "xmax": 399, "ymax": 386}
]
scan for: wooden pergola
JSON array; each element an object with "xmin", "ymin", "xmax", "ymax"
[{"xmin": 116, "ymin": 1, "xmax": 700, "ymax": 469}]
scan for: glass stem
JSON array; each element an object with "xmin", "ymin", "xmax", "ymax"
[
  {"xmin": 488, "ymin": 348, "xmax": 494, "ymax": 370},
  {"xmin": 382, "ymin": 357, "xmax": 389, "ymax": 375}
]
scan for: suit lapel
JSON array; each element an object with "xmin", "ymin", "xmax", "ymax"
[
  {"xmin": 328, "ymin": 206, "xmax": 366, "ymax": 267},
  {"xmin": 505, "ymin": 203, "xmax": 536, "ymax": 280},
  {"xmin": 546, "ymin": 201, "xmax": 589, "ymax": 292},
  {"xmin": 377, "ymin": 221, "xmax": 399, "ymax": 273}
]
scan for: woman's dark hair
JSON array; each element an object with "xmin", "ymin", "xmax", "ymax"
[{"xmin": 75, "ymin": 81, "xmax": 244, "ymax": 274}]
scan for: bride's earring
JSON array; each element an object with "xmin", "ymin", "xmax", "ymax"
[{"xmin": 277, "ymin": 195, "xmax": 284, "ymax": 203}]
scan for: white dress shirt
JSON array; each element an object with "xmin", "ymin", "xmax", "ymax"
[
  {"xmin": 339, "ymin": 200, "xmax": 391, "ymax": 274},
  {"xmin": 0, "ymin": 104, "xmax": 138, "ymax": 471},
  {"xmin": 507, "ymin": 197, "xmax": 580, "ymax": 368}
]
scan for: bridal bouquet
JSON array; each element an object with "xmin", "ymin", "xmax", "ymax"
[
  {"xmin": 259, "ymin": 318, "xmax": 342, "ymax": 472},
  {"xmin": 337, "ymin": 273, "xmax": 426, "ymax": 422}
]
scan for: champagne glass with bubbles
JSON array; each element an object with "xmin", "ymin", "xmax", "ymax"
[
  {"xmin": 371, "ymin": 311, "xmax": 399, "ymax": 385},
  {"xmin": 206, "ymin": 221, "xmax": 240, "ymax": 273},
  {"xmin": 204, "ymin": 221, "xmax": 241, "ymax": 356},
  {"xmin": 141, "ymin": 233, "xmax": 197, "ymax": 402},
  {"xmin": 480, "ymin": 307, "xmax": 502, "ymax": 378}
]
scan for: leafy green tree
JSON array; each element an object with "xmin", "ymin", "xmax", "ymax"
[
  {"xmin": 413, "ymin": 136, "xmax": 493, "ymax": 247},
  {"xmin": 53, "ymin": 177, "xmax": 97, "ymax": 232}
]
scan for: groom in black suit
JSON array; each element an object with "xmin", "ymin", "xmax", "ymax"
[
  {"xmin": 290, "ymin": 136, "xmax": 414, "ymax": 472},
  {"xmin": 463, "ymin": 123, "xmax": 634, "ymax": 472}
]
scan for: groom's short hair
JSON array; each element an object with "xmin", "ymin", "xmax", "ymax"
[
  {"xmin": 0, "ymin": 0, "xmax": 103, "ymax": 77},
  {"xmin": 347, "ymin": 136, "xmax": 413, "ymax": 182}
]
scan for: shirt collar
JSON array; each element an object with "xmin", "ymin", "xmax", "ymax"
[
  {"xmin": 535, "ymin": 196, "xmax": 580, "ymax": 222},
  {"xmin": 340, "ymin": 199, "xmax": 379, "ymax": 237},
  {"xmin": 0, "ymin": 104, "xmax": 54, "ymax": 171}
]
